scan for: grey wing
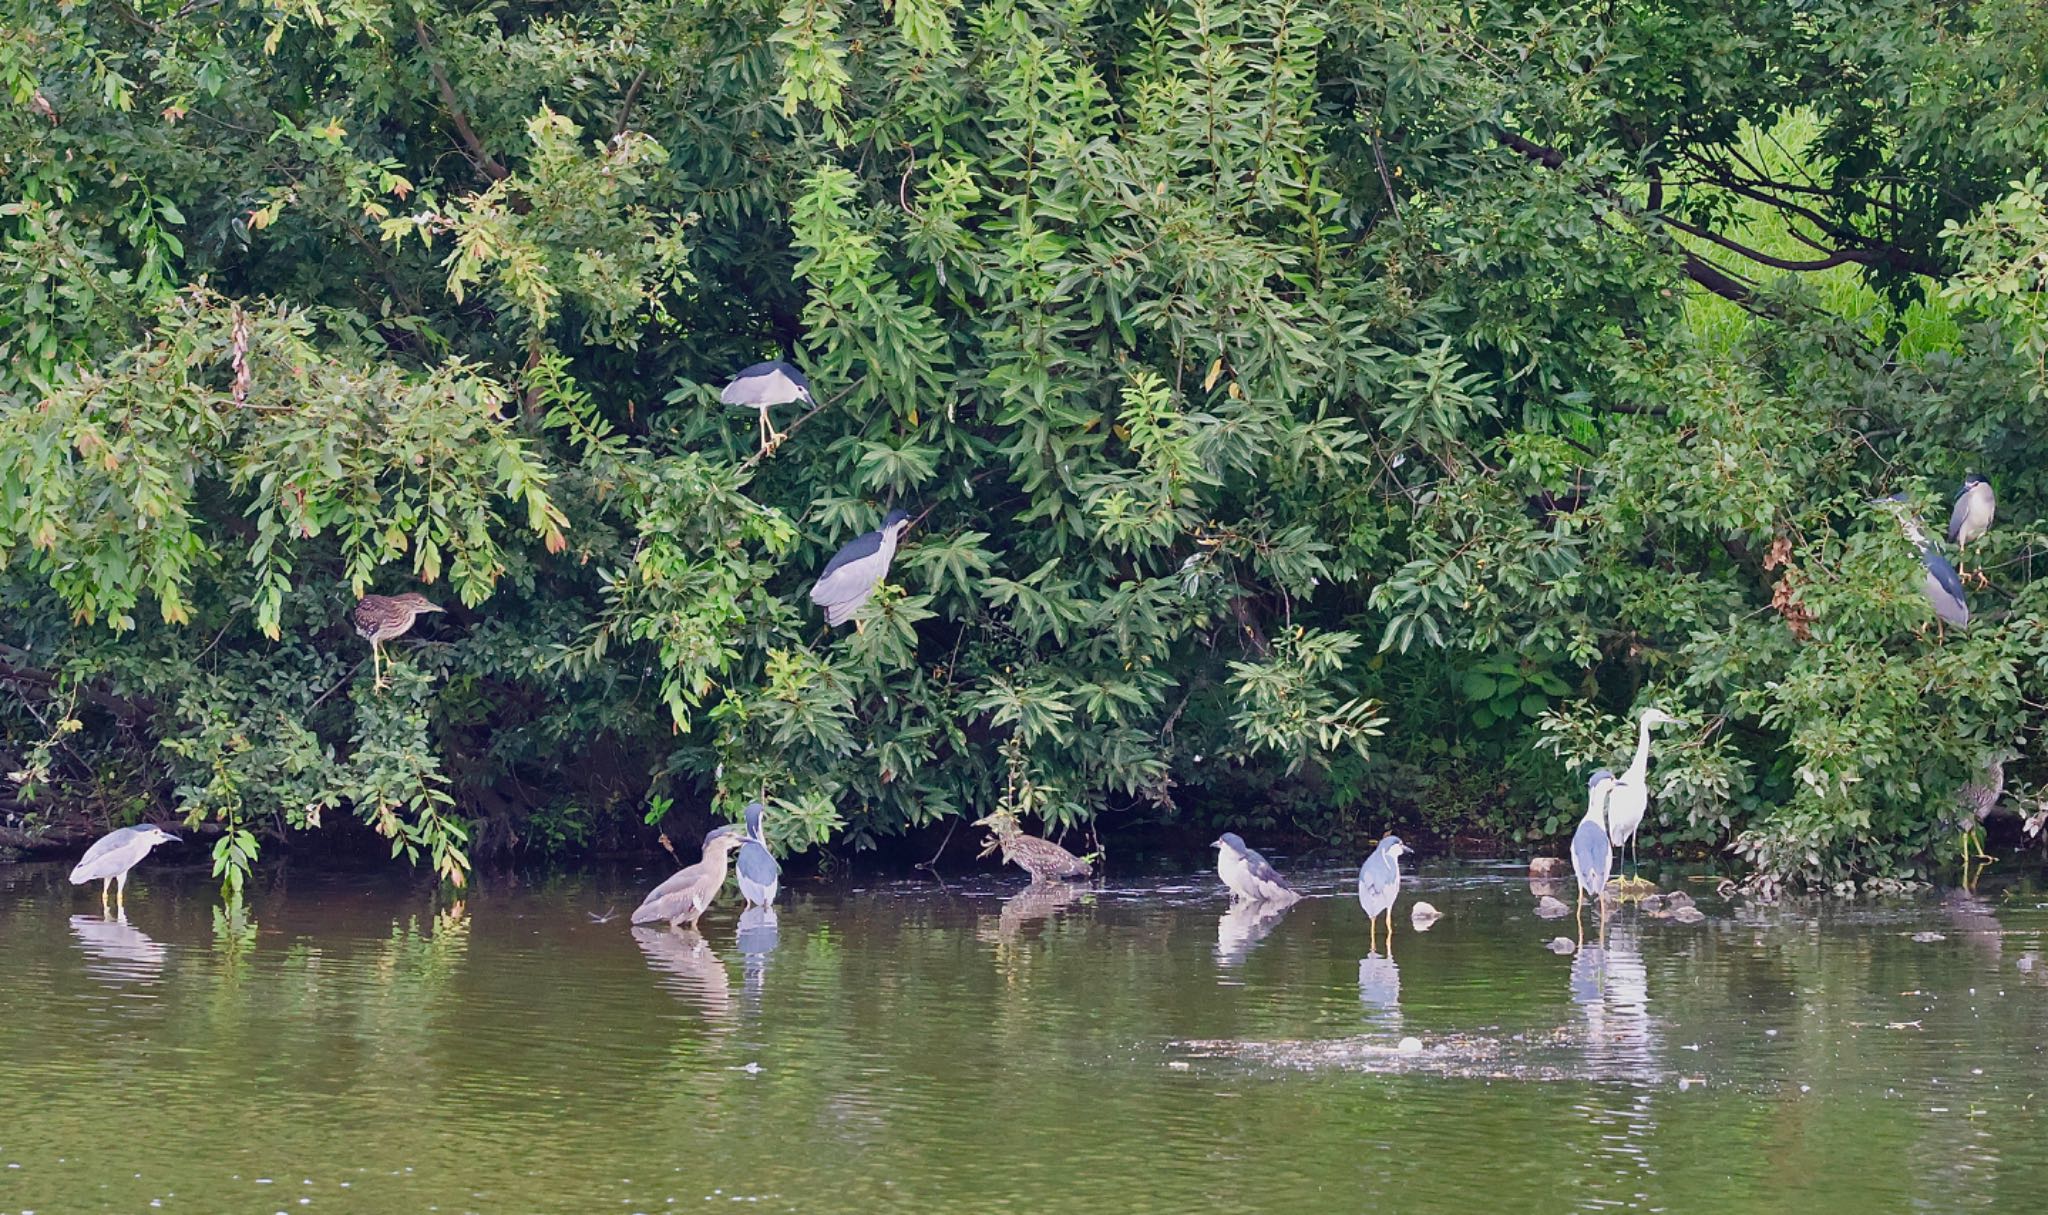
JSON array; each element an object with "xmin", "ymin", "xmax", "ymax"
[
  {"xmin": 1948, "ymin": 491, "xmax": 1973, "ymax": 545},
  {"xmin": 1572, "ymin": 817, "xmax": 1612, "ymax": 894},
  {"xmin": 1241, "ymin": 846, "xmax": 1293, "ymax": 892},
  {"xmin": 1358, "ymin": 861, "xmax": 1397, "ymax": 913},
  {"xmin": 810, "ymin": 550, "xmax": 891, "ymax": 623},
  {"xmin": 737, "ymin": 841, "xmax": 781, "ymax": 891},
  {"xmin": 70, "ymin": 827, "xmax": 145, "ymax": 883},
  {"xmin": 817, "ymin": 529, "xmax": 884, "ymax": 580},
  {"xmin": 1922, "ymin": 550, "xmax": 1971, "ymax": 626}
]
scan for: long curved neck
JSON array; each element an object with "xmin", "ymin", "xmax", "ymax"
[{"xmin": 1626, "ymin": 715, "xmax": 1655, "ymax": 781}]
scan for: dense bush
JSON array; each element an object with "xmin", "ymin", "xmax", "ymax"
[{"xmin": 4, "ymin": 0, "xmax": 2048, "ymax": 889}]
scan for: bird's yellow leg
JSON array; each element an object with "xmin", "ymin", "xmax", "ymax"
[
  {"xmin": 100, "ymin": 878, "xmax": 111, "ymax": 914},
  {"xmin": 854, "ymin": 618, "xmax": 865, "ymax": 635},
  {"xmin": 116, "ymin": 872, "xmax": 127, "ymax": 915},
  {"xmin": 1963, "ymin": 828, "xmax": 1994, "ymax": 865},
  {"xmin": 1385, "ymin": 912, "xmax": 1395, "ymax": 958},
  {"xmin": 1368, "ymin": 917, "xmax": 1377, "ymax": 954}
]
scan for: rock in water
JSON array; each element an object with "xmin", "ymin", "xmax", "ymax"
[
  {"xmin": 1911, "ymin": 931, "xmax": 1947, "ymax": 943},
  {"xmin": 1670, "ymin": 906, "xmax": 1707, "ymax": 924},
  {"xmin": 1639, "ymin": 894, "xmax": 1669, "ymax": 913},
  {"xmin": 1398, "ymin": 1036, "xmax": 1424, "ymax": 1054},
  {"xmin": 1665, "ymin": 890, "xmax": 1696, "ymax": 910},
  {"xmin": 1545, "ymin": 937, "xmax": 1577, "ymax": 954},
  {"xmin": 1410, "ymin": 901, "xmax": 1443, "ymax": 930},
  {"xmin": 1529, "ymin": 857, "xmax": 1569, "ymax": 878},
  {"xmin": 1534, "ymin": 896, "xmax": 1570, "ymax": 919}
]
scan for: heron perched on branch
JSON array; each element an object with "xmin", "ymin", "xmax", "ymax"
[
  {"xmin": 353, "ymin": 593, "xmax": 445, "ymax": 689},
  {"xmin": 810, "ymin": 509, "xmax": 912, "ymax": 630},
  {"xmin": 1948, "ymin": 475, "xmax": 1996, "ymax": 568},
  {"xmin": 1213, "ymin": 832, "xmax": 1298, "ymax": 905},
  {"xmin": 721, "ymin": 360, "xmax": 811, "ymax": 456},
  {"xmin": 69, "ymin": 824, "xmax": 180, "ymax": 914},
  {"xmin": 632, "ymin": 830, "xmax": 745, "ymax": 929},
  {"xmin": 1603, "ymin": 708, "xmax": 1685, "ymax": 880},
  {"xmin": 1357, "ymin": 834, "xmax": 1410, "ymax": 953},
  {"xmin": 977, "ymin": 811, "xmax": 1093, "ymax": 883},
  {"xmin": 1875, "ymin": 494, "xmax": 1970, "ymax": 628}
]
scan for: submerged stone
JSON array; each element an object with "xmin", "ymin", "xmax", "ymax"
[{"xmin": 1534, "ymin": 896, "xmax": 1570, "ymax": 919}]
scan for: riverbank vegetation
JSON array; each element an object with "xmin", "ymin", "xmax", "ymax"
[{"xmin": 5, "ymin": 0, "xmax": 2048, "ymax": 888}]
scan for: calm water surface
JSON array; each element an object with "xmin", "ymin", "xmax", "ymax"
[{"xmin": 4, "ymin": 856, "xmax": 2048, "ymax": 1212}]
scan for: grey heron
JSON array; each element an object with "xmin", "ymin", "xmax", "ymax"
[
  {"xmin": 809, "ymin": 509, "xmax": 912, "ymax": 630},
  {"xmin": 68, "ymin": 824, "xmax": 180, "ymax": 914},
  {"xmin": 1212, "ymin": 832, "xmax": 1298, "ymax": 905},
  {"xmin": 721, "ymin": 360, "xmax": 812, "ymax": 456},
  {"xmin": 632, "ymin": 831, "xmax": 746, "ymax": 928},
  {"xmin": 1603, "ymin": 708, "xmax": 1685, "ymax": 879},
  {"xmin": 732, "ymin": 801, "xmax": 782, "ymax": 908},
  {"xmin": 1357, "ymin": 834, "xmax": 1410, "ymax": 953},
  {"xmin": 353, "ymin": 593, "xmax": 444, "ymax": 690},
  {"xmin": 1948, "ymin": 475, "xmax": 1995, "ymax": 565},
  {"xmin": 1573, "ymin": 769, "xmax": 1616, "ymax": 941},
  {"xmin": 1876, "ymin": 494, "xmax": 1970, "ymax": 628}
]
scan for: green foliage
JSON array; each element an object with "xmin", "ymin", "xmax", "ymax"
[{"xmin": 6, "ymin": 0, "xmax": 2048, "ymax": 891}]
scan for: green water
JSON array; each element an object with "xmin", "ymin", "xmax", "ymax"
[{"xmin": 4, "ymin": 857, "xmax": 2048, "ymax": 1212}]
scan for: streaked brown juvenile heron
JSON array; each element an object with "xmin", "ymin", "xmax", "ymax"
[
  {"xmin": 69, "ymin": 824, "xmax": 180, "ymax": 913},
  {"xmin": 353, "ymin": 593, "xmax": 445, "ymax": 689},
  {"xmin": 810, "ymin": 510, "xmax": 911, "ymax": 631},
  {"xmin": 1958, "ymin": 747, "xmax": 2017, "ymax": 864},
  {"xmin": 632, "ymin": 830, "xmax": 746, "ymax": 928},
  {"xmin": 1212, "ymin": 832, "xmax": 1298, "ymax": 905},
  {"xmin": 721, "ymin": 360, "xmax": 812, "ymax": 456},
  {"xmin": 976, "ymin": 812, "xmax": 1093, "ymax": 883}
]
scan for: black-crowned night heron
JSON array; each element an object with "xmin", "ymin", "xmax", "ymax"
[
  {"xmin": 1573, "ymin": 769, "xmax": 1616, "ymax": 939},
  {"xmin": 1958, "ymin": 747, "xmax": 2017, "ymax": 864},
  {"xmin": 734, "ymin": 801, "xmax": 781, "ymax": 908},
  {"xmin": 632, "ymin": 830, "xmax": 746, "ymax": 928},
  {"xmin": 976, "ymin": 811, "xmax": 1093, "ymax": 882},
  {"xmin": 68, "ymin": 824, "xmax": 180, "ymax": 913},
  {"xmin": 1948, "ymin": 475, "xmax": 1996, "ymax": 560},
  {"xmin": 1603, "ymin": 708, "xmax": 1684, "ymax": 879},
  {"xmin": 353, "ymin": 593, "xmax": 445, "ymax": 689},
  {"xmin": 1357, "ymin": 834, "xmax": 1410, "ymax": 953},
  {"xmin": 1212, "ymin": 832, "xmax": 1298, "ymax": 905},
  {"xmin": 721, "ymin": 360, "xmax": 812, "ymax": 456},
  {"xmin": 810, "ymin": 509, "xmax": 912, "ymax": 630},
  {"xmin": 1876, "ymin": 494, "xmax": 1970, "ymax": 628}
]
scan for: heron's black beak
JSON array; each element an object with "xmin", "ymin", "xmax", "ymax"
[{"xmin": 160, "ymin": 831, "xmax": 182, "ymax": 842}]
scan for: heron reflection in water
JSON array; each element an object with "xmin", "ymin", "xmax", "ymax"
[
  {"xmin": 1357, "ymin": 954, "xmax": 1402, "ymax": 1032},
  {"xmin": 1568, "ymin": 923, "xmax": 1658, "ymax": 1084},
  {"xmin": 992, "ymin": 880, "xmax": 1086, "ymax": 944},
  {"xmin": 736, "ymin": 905, "xmax": 781, "ymax": 1004},
  {"xmin": 69, "ymin": 913, "xmax": 167, "ymax": 985},
  {"xmin": 632, "ymin": 926, "xmax": 733, "ymax": 1022},
  {"xmin": 1214, "ymin": 898, "xmax": 1291, "ymax": 967}
]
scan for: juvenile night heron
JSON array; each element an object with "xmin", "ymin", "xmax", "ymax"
[
  {"xmin": 1357, "ymin": 834, "xmax": 1410, "ymax": 953},
  {"xmin": 69, "ymin": 824, "xmax": 180, "ymax": 914},
  {"xmin": 976, "ymin": 812, "xmax": 1093, "ymax": 883},
  {"xmin": 734, "ymin": 801, "xmax": 781, "ymax": 908},
  {"xmin": 1603, "ymin": 707, "xmax": 1685, "ymax": 879},
  {"xmin": 632, "ymin": 830, "xmax": 746, "ymax": 928},
  {"xmin": 1212, "ymin": 832, "xmax": 1298, "ymax": 905},
  {"xmin": 1573, "ymin": 770, "xmax": 1616, "ymax": 939},
  {"xmin": 1876, "ymin": 494, "xmax": 1970, "ymax": 628},
  {"xmin": 1948, "ymin": 475, "xmax": 1996, "ymax": 559},
  {"xmin": 1958, "ymin": 747, "xmax": 2017, "ymax": 864},
  {"xmin": 721, "ymin": 360, "xmax": 812, "ymax": 456},
  {"xmin": 810, "ymin": 509, "xmax": 912, "ymax": 630},
  {"xmin": 353, "ymin": 593, "xmax": 445, "ymax": 689}
]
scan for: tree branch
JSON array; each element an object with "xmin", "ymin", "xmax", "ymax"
[{"xmin": 413, "ymin": 19, "xmax": 508, "ymax": 182}]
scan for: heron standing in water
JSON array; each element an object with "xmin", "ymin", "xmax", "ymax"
[
  {"xmin": 977, "ymin": 811, "xmax": 1093, "ymax": 883},
  {"xmin": 69, "ymin": 824, "xmax": 180, "ymax": 914},
  {"xmin": 1213, "ymin": 833, "xmax": 1299, "ymax": 905},
  {"xmin": 734, "ymin": 801, "xmax": 782, "ymax": 908},
  {"xmin": 632, "ymin": 831, "xmax": 746, "ymax": 928},
  {"xmin": 1603, "ymin": 708, "xmax": 1685, "ymax": 882},
  {"xmin": 810, "ymin": 509, "xmax": 913, "ymax": 631},
  {"xmin": 353, "ymin": 592, "xmax": 444, "ymax": 690},
  {"xmin": 720, "ymin": 360, "xmax": 812, "ymax": 457},
  {"xmin": 1574, "ymin": 770, "xmax": 1617, "ymax": 943},
  {"xmin": 1357, "ymin": 835, "xmax": 1410, "ymax": 954}
]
